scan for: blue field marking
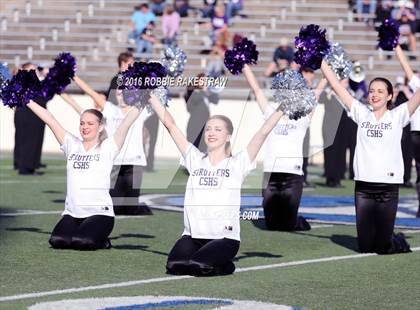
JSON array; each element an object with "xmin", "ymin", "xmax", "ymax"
[
  {"xmin": 158, "ymin": 195, "xmax": 420, "ymax": 228},
  {"xmin": 103, "ymin": 299, "xmax": 232, "ymax": 310}
]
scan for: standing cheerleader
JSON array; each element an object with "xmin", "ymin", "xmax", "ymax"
[
  {"xmin": 62, "ymin": 76, "xmax": 153, "ymax": 215},
  {"xmin": 148, "ymin": 92, "xmax": 285, "ymax": 276},
  {"xmin": 395, "ymin": 45, "xmax": 420, "ymax": 217},
  {"xmin": 243, "ymin": 64, "xmax": 326, "ymax": 231},
  {"xmin": 320, "ymin": 59, "xmax": 419, "ymax": 254},
  {"xmin": 25, "ymin": 99, "xmax": 144, "ymax": 250}
]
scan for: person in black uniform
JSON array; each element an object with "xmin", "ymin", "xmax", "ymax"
[
  {"xmin": 13, "ymin": 63, "xmax": 47, "ymax": 175},
  {"xmin": 184, "ymin": 73, "xmax": 219, "ymax": 152},
  {"xmin": 106, "ymin": 52, "xmax": 135, "ymax": 106}
]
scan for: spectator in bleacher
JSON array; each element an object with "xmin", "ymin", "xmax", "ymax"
[
  {"xmin": 201, "ymin": 0, "xmax": 218, "ymax": 18},
  {"xmin": 162, "ymin": 4, "xmax": 181, "ymax": 46},
  {"xmin": 224, "ymin": 0, "xmax": 244, "ymax": 21},
  {"xmin": 150, "ymin": 0, "xmax": 166, "ymax": 16},
  {"xmin": 138, "ymin": 21, "xmax": 157, "ymax": 58},
  {"xmin": 209, "ymin": 5, "xmax": 229, "ymax": 45},
  {"xmin": 174, "ymin": 0, "xmax": 191, "ymax": 17},
  {"xmin": 264, "ymin": 37, "xmax": 294, "ymax": 78},
  {"xmin": 206, "ymin": 39, "xmax": 227, "ymax": 77},
  {"xmin": 356, "ymin": 0, "xmax": 377, "ymax": 22},
  {"xmin": 395, "ymin": 4, "xmax": 417, "ymax": 58},
  {"xmin": 128, "ymin": 4, "xmax": 156, "ymax": 54},
  {"xmin": 375, "ymin": 0, "xmax": 393, "ymax": 24},
  {"xmin": 107, "ymin": 52, "xmax": 135, "ymax": 106},
  {"xmin": 14, "ymin": 63, "xmax": 47, "ymax": 175}
]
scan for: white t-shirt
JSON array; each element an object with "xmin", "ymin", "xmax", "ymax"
[
  {"xmin": 408, "ymin": 75, "xmax": 420, "ymax": 131},
  {"xmin": 61, "ymin": 133, "xmax": 119, "ymax": 218},
  {"xmin": 263, "ymin": 104, "xmax": 310, "ymax": 175},
  {"xmin": 180, "ymin": 143, "xmax": 256, "ymax": 241},
  {"xmin": 350, "ymin": 99, "xmax": 410, "ymax": 183},
  {"xmin": 102, "ymin": 102, "xmax": 150, "ymax": 166}
]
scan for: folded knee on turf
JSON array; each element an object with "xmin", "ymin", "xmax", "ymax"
[
  {"xmin": 71, "ymin": 237, "xmax": 96, "ymax": 250},
  {"xmin": 49, "ymin": 236, "xmax": 71, "ymax": 249}
]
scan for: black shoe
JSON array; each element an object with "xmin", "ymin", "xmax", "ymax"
[
  {"xmin": 392, "ymin": 232, "xmax": 411, "ymax": 253},
  {"xmin": 294, "ymin": 216, "xmax": 311, "ymax": 231},
  {"xmin": 114, "ymin": 204, "xmax": 153, "ymax": 216},
  {"xmin": 37, "ymin": 163, "xmax": 47, "ymax": 169}
]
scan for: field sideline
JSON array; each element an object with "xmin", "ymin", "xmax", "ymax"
[{"xmin": 1, "ymin": 156, "xmax": 419, "ymax": 309}]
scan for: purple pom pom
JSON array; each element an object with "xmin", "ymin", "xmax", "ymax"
[
  {"xmin": 120, "ymin": 61, "xmax": 168, "ymax": 106},
  {"xmin": 40, "ymin": 52, "xmax": 76, "ymax": 101},
  {"xmin": 377, "ymin": 19, "xmax": 400, "ymax": 51},
  {"xmin": 224, "ymin": 38, "xmax": 259, "ymax": 75},
  {"xmin": 294, "ymin": 24, "xmax": 330, "ymax": 70},
  {"xmin": 0, "ymin": 69, "xmax": 41, "ymax": 108}
]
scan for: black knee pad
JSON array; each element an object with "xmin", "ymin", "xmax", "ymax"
[
  {"xmin": 49, "ymin": 236, "xmax": 71, "ymax": 249},
  {"xmin": 71, "ymin": 237, "xmax": 96, "ymax": 250},
  {"xmin": 166, "ymin": 260, "xmax": 190, "ymax": 275}
]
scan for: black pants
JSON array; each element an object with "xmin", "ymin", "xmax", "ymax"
[
  {"xmin": 166, "ymin": 235, "xmax": 240, "ymax": 277},
  {"xmin": 145, "ymin": 113, "xmax": 159, "ymax": 171},
  {"xmin": 49, "ymin": 215, "xmax": 114, "ymax": 250},
  {"xmin": 14, "ymin": 98, "xmax": 46, "ymax": 173},
  {"xmin": 401, "ymin": 125, "xmax": 413, "ymax": 183},
  {"xmin": 262, "ymin": 172, "xmax": 310, "ymax": 231},
  {"xmin": 355, "ymin": 181, "xmax": 410, "ymax": 254},
  {"xmin": 412, "ymin": 131, "xmax": 420, "ymax": 210},
  {"xmin": 109, "ymin": 165, "xmax": 143, "ymax": 214}
]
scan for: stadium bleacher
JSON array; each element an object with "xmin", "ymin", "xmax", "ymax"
[{"xmin": 0, "ymin": 0, "xmax": 419, "ymax": 97}]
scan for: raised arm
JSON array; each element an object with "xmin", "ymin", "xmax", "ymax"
[
  {"xmin": 395, "ymin": 45, "xmax": 414, "ymax": 81},
  {"xmin": 247, "ymin": 108, "xmax": 284, "ymax": 162},
  {"xmin": 314, "ymin": 78, "xmax": 328, "ymax": 102},
  {"xmin": 149, "ymin": 94, "xmax": 189, "ymax": 157},
  {"xmin": 407, "ymin": 89, "xmax": 420, "ymax": 116},
  {"xmin": 113, "ymin": 105, "xmax": 143, "ymax": 150},
  {"xmin": 243, "ymin": 64, "xmax": 269, "ymax": 113},
  {"xmin": 27, "ymin": 100, "xmax": 66, "ymax": 144},
  {"xmin": 320, "ymin": 60, "xmax": 354, "ymax": 110},
  {"xmin": 60, "ymin": 93, "xmax": 83, "ymax": 115},
  {"xmin": 73, "ymin": 75, "xmax": 107, "ymax": 110}
]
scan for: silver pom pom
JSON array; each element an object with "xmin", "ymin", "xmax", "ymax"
[
  {"xmin": 324, "ymin": 43, "xmax": 353, "ymax": 80},
  {"xmin": 151, "ymin": 86, "xmax": 169, "ymax": 107},
  {"xmin": 162, "ymin": 45, "xmax": 187, "ymax": 77},
  {"xmin": 271, "ymin": 69, "xmax": 317, "ymax": 120}
]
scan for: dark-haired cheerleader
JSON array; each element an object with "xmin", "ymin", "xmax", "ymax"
[{"xmin": 321, "ymin": 59, "xmax": 420, "ymax": 254}]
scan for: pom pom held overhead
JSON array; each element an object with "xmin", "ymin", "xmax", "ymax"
[
  {"xmin": 377, "ymin": 18, "xmax": 400, "ymax": 51},
  {"xmin": 294, "ymin": 24, "xmax": 330, "ymax": 70},
  {"xmin": 271, "ymin": 69, "xmax": 317, "ymax": 120},
  {"xmin": 224, "ymin": 38, "xmax": 258, "ymax": 75}
]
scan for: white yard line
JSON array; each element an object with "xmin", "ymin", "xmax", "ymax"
[{"xmin": 1, "ymin": 247, "xmax": 419, "ymax": 303}]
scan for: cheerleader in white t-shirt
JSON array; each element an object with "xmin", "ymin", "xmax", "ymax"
[
  {"xmin": 243, "ymin": 64, "xmax": 326, "ymax": 231},
  {"xmin": 395, "ymin": 45, "xmax": 420, "ymax": 217},
  {"xmin": 321, "ymin": 59, "xmax": 420, "ymax": 254},
  {"xmin": 26, "ymin": 99, "xmax": 143, "ymax": 250},
  {"xmin": 149, "ymin": 93, "xmax": 285, "ymax": 276},
  {"xmin": 61, "ymin": 76, "xmax": 152, "ymax": 215}
]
